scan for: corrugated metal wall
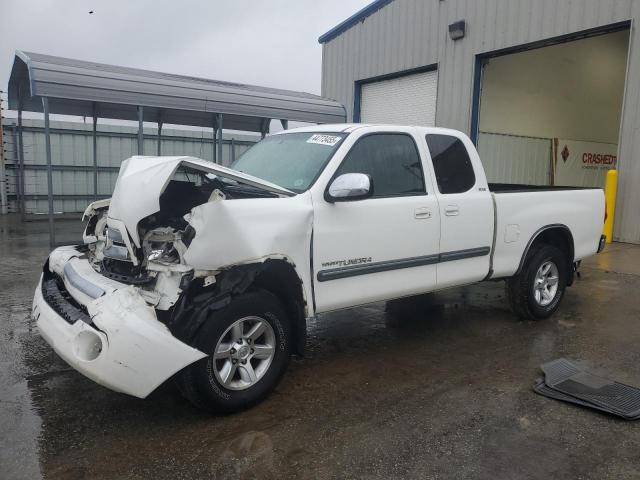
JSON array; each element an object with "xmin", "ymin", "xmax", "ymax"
[
  {"xmin": 321, "ymin": 0, "xmax": 640, "ymax": 243},
  {"xmin": 477, "ymin": 132, "xmax": 551, "ymax": 185},
  {"xmin": 2, "ymin": 119, "xmax": 257, "ymax": 214}
]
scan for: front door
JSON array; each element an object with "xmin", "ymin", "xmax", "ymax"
[{"xmin": 312, "ymin": 132, "xmax": 441, "ymax": 313}]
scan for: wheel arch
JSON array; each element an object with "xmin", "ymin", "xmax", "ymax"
[
  {"xmin": 167, "ymin": 257, "xmax": 308, "ymax": 357},
  {"xmin": 516, "ymin": 224, "xmax": 575, "ymax": 282},
  {"xmin": 252, "ymin": 259, "xmax": 307, "ymax": 356}
]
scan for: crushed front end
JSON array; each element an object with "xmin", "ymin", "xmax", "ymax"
[
  {"xmin": 32, "ymin": 155, "xmax": 300, "ymax": 398},
  {"xmin": 33, "ymin": 244, "xmax": 207, "ymax": 398}
]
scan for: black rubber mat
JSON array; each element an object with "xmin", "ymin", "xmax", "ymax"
[
  {"xmin": 533, "ymin": 378, "xmax": 604, "ymax": 411},
  {"xmin": 540, "ymin": 358, "xmax": 581, "ymax": 385},
  {"xmin": 541, "ymin": 358, "xmax": 640, "ymax": 419}
]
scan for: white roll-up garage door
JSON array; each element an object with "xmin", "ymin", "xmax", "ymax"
[{"xmin": 359, "ymin": 70, "xmax": 438, "ymax": 126}]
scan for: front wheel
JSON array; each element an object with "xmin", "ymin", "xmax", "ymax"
[
  {"xmin": 177, "ymin": 290, "xmax": 292, "ymax": 413},
  {"xmin": 506, "ymin": 244, "xmax": 567, "ymax": 320}
]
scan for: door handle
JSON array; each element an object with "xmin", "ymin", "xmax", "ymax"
[
  {"xmin": 445, "ymin": 205, "xmax": 459, "ymax": 216},
  {"xmin": 414, "ymin": 207, "xmax": 432, "ymax": 219}
]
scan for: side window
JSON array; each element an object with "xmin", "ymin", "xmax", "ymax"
[
  {"xmin": 334, "ymin": 134, "xmax": 425, "ymax": 197},
  {"xmin": 426, "ymin": 134, "xmax": 476, "ymax": 194}
]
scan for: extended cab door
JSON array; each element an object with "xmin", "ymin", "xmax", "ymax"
[
  {"xmin": 424, "ymin": 133, "xmax": 494, "ymax": 288},
  {"xmin": 311, "ymin": 130, "xmax": 441, "ymax": 313}
]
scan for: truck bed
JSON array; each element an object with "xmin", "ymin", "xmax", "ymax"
[{"xmin": 489, "ymin": 185, "xmax": 604, "ymax": 279}]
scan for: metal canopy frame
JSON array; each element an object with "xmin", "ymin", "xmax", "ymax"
[{"xmin": 7, "ymin": 51, "xmax": 347, "ymax": 246}]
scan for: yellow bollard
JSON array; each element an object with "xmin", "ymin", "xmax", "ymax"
[{"xmin": 603, "ymin": 169, "xmax": 618, "ymax": 243}]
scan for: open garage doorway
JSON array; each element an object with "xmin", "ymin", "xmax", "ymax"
[{"xmin": 473, "ymin": 25, "xmax": 630, "ymax": 190}]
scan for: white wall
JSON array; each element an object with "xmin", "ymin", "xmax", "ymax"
[
  {"xmin": 478, "ymin": 133, "xmax": 551, "ymax": 185},
  {"xmin": 479, "ymin": 30, "xmax": 629, "ymax": 144}
]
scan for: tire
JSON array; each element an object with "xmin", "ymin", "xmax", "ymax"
[
  {"xmin": 506, "ymin": 244, "xmax": 567, "ymax": 320},
  {"xmin": 177, "ymin": 289, "xmax": 292, "ymax": 413}
]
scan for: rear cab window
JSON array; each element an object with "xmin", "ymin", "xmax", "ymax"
[{"xmin": 425, "ymin": 134, "xmax": 476, "ymax": 194}]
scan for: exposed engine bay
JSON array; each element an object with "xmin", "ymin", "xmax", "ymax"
[{"xmin": 82, "ymin": 164, "xmax": 282, "ymax": 312}]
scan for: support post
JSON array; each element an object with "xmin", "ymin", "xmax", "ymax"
[
  {"xmin": 216, "ymin": 113, "xmax": 223, "ymax": 165},
  {"xmin": 157, "ymin": 111, "xmax": 163, "ymax": 156},
  {"xmin": 603, "ymin": 169, "xmax": 618, "ymax": 244},
  {"xmin": 261, "ymin": 118, "xmax": 270, "ymax": 139},
  {"xmin": 0, "ymin": 90, "xmax": 8, "ymax": 215},
  {"xmin": 137, "ymin": 106, "xmax": 144, "ymax": 155},
  {"xmin": 10, "ymin": 125, "xmax": 20, "ymax": 214},
  {"xmin": 0, "ymin": 93, "xmax": 7, "ymax": 215},
  {"xmin": 280, "ymin": 119, "xmax": 288, "ymax": 130},
  {"xmin": 92, "ymin": 102, "xmax": 98, "ymax": 200},
  {"xmin": 17, "ymin": 106, "xmax": 25, "ymax": 218},
  {"xmin": 230, "ymin": 138, "xmax": 235, "ymax": 164},
  {"xmin": 212, "ymin": 115, "xmax": 218, "ymax": 164},
  {"xmin": 42, "ymin": 97, "xmax": 55, "ymax": 247}
]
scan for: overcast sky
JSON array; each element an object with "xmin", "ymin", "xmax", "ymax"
[{"xmin": 0, "ymin": 0, "xmax": 370, "ymax": 122}]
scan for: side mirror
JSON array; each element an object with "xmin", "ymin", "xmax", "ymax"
[{"xmin": 326, "ymin": 173, "xmax": 373, "ymax": 202}]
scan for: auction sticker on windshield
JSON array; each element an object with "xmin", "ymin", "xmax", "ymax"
[{"xmin": 307, "ymin": 134, "xmax": 342, "ymax": 147}]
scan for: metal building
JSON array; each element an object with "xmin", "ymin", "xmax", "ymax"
[{"xmin": 319, "ymin": 0, "xmax": 640, "ymax": 244}]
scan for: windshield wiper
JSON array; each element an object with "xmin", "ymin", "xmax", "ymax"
[{"xmin": 224, "ymin": 183, "xmax": 278, "ymax": 198}]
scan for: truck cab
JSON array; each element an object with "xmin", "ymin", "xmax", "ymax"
[{"xmin": 308, "ymin": 125, "xmax": 494, "ymax": 311}]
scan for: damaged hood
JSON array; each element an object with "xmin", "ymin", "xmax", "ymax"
[{"xmin": 108, "ymin": 156, "xmax": 295, "ymax": 246}]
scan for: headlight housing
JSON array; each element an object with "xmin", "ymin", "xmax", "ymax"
[{"xmin": 142, "ymin": 227, "xmax": 187, "ymax": 265}]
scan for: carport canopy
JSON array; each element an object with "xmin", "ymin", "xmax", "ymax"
[
  {"xmin": 7, "ymin": 50, "xmax": 346, "ymax": 247},
  {"xmin": 7, "ymin": 50, "xmax": 346, "ymax": 132}
]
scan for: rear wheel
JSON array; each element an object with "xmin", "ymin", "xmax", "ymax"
[
  {"xmin": 177, "ymin": 290, "xmax": 292, "ymax": 413},
  {"xmin": 507, "ymin": 244, "xmax": 567, "ymax": 320}
]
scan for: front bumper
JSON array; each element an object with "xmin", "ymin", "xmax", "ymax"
[{"xmin": 32, "ymin": 246, "xmax": 206, "ymax": 398}]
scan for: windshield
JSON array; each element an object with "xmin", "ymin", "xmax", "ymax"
[{"xmin": 231, "ymin": 132, "xmax": 347, "ymax": 192}]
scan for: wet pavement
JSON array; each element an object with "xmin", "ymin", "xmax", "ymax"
[{"xmin": 2, "ymin": 214, "xmax": 640, "ymax": 479}]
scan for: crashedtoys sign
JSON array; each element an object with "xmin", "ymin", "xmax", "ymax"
[{"xmin": 554, "ymin": 139, "xmax": 618, "ymax": 188}]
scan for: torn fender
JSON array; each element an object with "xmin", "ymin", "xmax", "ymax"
[
  {"xmin": 82, "ymin": 198, "xmax": 111, "ymax": 221},
  {"xmin": 184, "ymin": 191, "xmax": 315, "ymax": 312}
]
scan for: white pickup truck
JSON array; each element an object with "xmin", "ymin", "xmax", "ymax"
[{"xmin": 32, "ymin": 124, "xmax": 606, "ymax": 412}]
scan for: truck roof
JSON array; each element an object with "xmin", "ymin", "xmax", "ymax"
[{"xmin": 277, "ymin": 123, "xmax": 465, "ymax": 137}]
